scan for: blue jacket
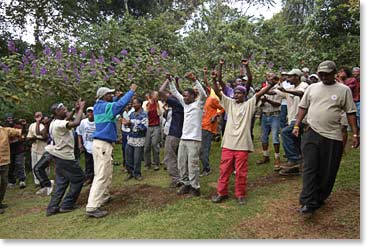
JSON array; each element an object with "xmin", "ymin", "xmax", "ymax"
[{"xmin": 93, "ymin": 90, "xmax": 134, "ymax": 142}]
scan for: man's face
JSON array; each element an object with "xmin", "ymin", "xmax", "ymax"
[
  {"xmin": 55, "ymin": 104, "xmax": 68, "ymax": 118},
  {"xmin": 309, "ymin": 77, "xmax": 318, "ymax": 84},
  {"xmin": 337, "ymin": 69, "xmax": 347, "ymax": 80},
  {"xmin": 266, "ymin": 73, "xmax": 275, "ymax": 82},
  {"xmin": 103, "ymin": 92, "xmax": 114, "ymax": 102},
  {"xmin": 132, "ymin": 99, "xmax": 141, "ymax": 111},
  {"xmin": 87, "ymin": 110, "xmax": 94, "ymax": 120},
  {"xmin": 318, "ymin": 71, "xmax": 336, "ymax": 85},
  {"xmin": 183, "ymin": 91, "xmax": 195, "ymax": 104},
  {"xmin": 34, "ymin": 112, "xmax": 43, "ymax": 121},
  {"xmin": 352, "ymin": 69, "xmax": 360, "ymax": 78},
  {"xmin": 287, "ymin": 75, "xmax": 298, "ymax": 85},
  {"xmin": 6, "ymin": 117, "xmax": 13, "ymax": 124},
  {"xmin": 233, "ymin": 90, "xmax": 245, "ymax": 103},
  {"xmin": 235, "ymin": 78, "xmax": 242, "ymax": 86},
  {"xmin": 151, "ymin": 91, "xmax": 159, "ymax": 101}
]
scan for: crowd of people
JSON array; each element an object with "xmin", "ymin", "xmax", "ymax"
[{"xmin": 0, "ymin": 59, "xmax": 360, "ymax": 218}]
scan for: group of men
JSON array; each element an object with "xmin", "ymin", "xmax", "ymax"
[{"xmin": 0, "ymin": 59, "xmax": 360, "ymax": 217}]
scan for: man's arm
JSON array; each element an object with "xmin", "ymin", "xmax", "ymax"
[
  {"xmin": 278, "ymin": 87, "xmax": 304, "ymax": 98},
  {"xmin": 67, "ymin": 99, "xmax": 86, "ymax": 129},
  {"xmin": 218, "ymin": 59, "xmax": 226, "ymax": 89},
  {"xmin": 241, "ymin": 59, "xmax": 253, "ymax": 91},
  {"xmin": 169, "ymin": 79, "xmax": 184, "ymax": 105},
  {"xmin": 261, "ymin": 96, "xmax": 281, "ymax": 107},
  {"xmin": 211, "ymin": 70, "xmax": 222, "ymax": 100},
  {"xmin": 347, "ymin": 113, "xmax": 359, "ymax": 148},
  {"xmin": 159, "ymin": 76, "xmax": 171, "ymax": 102},
  {"xmin": 111, "ymin": 84, "xmax": 137, "ymax": 117},
  {"xmin": 292, "ymin": 107, "xmax": 308, "ymax": 137},
  {"xmin": 255, "ymin": 81, "xmax": 276, "ymax": 103}
]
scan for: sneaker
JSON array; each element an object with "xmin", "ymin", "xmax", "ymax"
[
  {"xmin": 153, "ymin": 165, "xmax": 160, "ymax": 171},
  {"xmin": 19, "ymin": 181, "xmax": 26, "ymax": 189},
  {"xmin": 36, "ymin": 187, "xmax": 48, "ymax": 195},
  {"xmin": 238, "ymin": 197, "xmax": 246, "ymax": 205},
  {"xmin": 86, "ymin": 209, "xmax": 108, "ymax": 218},
  {"xmin": 46, "ymin": 180, "xmax": 55, "ymax": 196},
  {"xmin": 274, "ymin": 158, "xmax": 281, "ymax": 172},
  {"xmin": 169, "ymin": 181, "xmax": 182, "ymax": 188},
  {"xmin": 299, "ymin": 205, "xmax": 316, "ymax": 215},
  {"xmin": 135, "ymin": 175, "xmax": 143, "ymax": 181},
  {"xmin": 177, "ymin": 185, "xmax": 191, "ymax": 195},
  {"xmin": 101, "ymin": 196, "xmax": 113, "ymax": 207},
  {"xmin": 200, "ymin": 170, "xmax": 211, "ymax": 177},
  {"xmin": 0, "ymin": 203, "xmax": 8, "ymax": 209},
  {"xmin": 190, "ymin": 187, "xmax": 201, "ymax": 197},
  {"xmin": 46, "ymin": 208, "xmax": 60, "ymax": 217},
  {"xmin": 7, "ymin": 183, "xmax": 16, "ymax": 188},
  {"xmin": 59, "ymin": 205, "xmax": 80, "ymax": 213},
  {"xmin": 280, "ymin": 161, "xmax": 300, "ymax": 169},
  {"xmin": 256, "ymin": 156, "xmax": 270, "ymax": 165},
  {"xmin": 279, "ymin": 166, "xmax": 300, "ymax": 176},
  {"xmin": 212, "ymin": 194, "xmax": 229, "ymax": 203},
  {"xmin": 124, "ymin": 173, "xmax": 134, "ymax": 181}
]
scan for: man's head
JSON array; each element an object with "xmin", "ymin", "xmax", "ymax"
[
  {"xmin": 34, "ymin": 111, "xmax": 43, "ymax": 121},
  {"xmin": 286, "ymin": 69, "xmax": 303, "ymax": 85},
  {"xmin": 86, "ymin": 107, "xmax": 94, "ymax": 121},
  {"xmin": 50, "ymin": 103, "xmax": 68, "ymax": 119},
  {"xmin": 132, "ymin": 97, "xmax": 144, "ymax": 111},
  {"xmin": 280, "ymin": 72, "xmax": 288, "ymax": 82},
  {"xmin": 4, "ymin": 113, "xmax": 13, "ymax": 125},
  {"xmin": 337, "ymin": 66, "xmax": 352, "ymax": 80},
  {"xmin": 309, "ymin": 74, "xmax": 320, "ymax": 84},
  {"xmin": 96, "ymin": 87, "xmax": 115, "ymax": 102},
  {"xmin": 302, "ymin": 67, "xmax": 310, "ymax": 77},
  {"xmin": 183, "ymin": 88, "xmax": 196, "ymax": 104},
  {"xmin": 266, "ymin": 72, "xmax": 275, "ymax": 82},
  {"xmin": 233, "ymin": 85, "xmax": 247, "ymax": 104},
  {"xmin": 150, "ymin": 91, "xmax": 159, "ymax": 101},
  {"xmin": 317, "ymin": 60, "xmax": 337, "ymax": 85}
]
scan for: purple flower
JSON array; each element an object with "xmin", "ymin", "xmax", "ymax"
[
  {"xmin": 111, "ymin": 56, "xmax": 121, "ymax": 63},
  {"xmin": 108, "ymin": 66, "xmax": 115, "ymax": 74},
  {"xmin": 63, "ymin": 76, "xmax": 68, "ymax": 81},
  {"xmin": 43, "ymin": 45, "xmax": 52, "ymax": 56},
  {"xmin": 31, "ymin": 67, "xmax": 36, "ymax": 77},
  {"xmin": 68, "ymin": 46, "xmax": 77, "ymax": 55},
  {"xmin": 161, "ymin": 50, "xmax": 168, "ymax": 59},
  {"xmin": 120, "ymin": 49, "xmax": 128, "ymax": 56},
  {"xmin": 80, "ymin": 63, "xmax": 85, "ymax": 69},
  {"xmin": 89, "ymin": 57, "xmax": 96, "ymax": 67},
  {"xmin": 90, "ymin": 70, "xmax": 96, "ymax": 76},
  {"xmin": 22, "ymin": 56, "xmax": 29, "ymax": 65},
  {"xmin": 1, "ymin": 63, "xmax": 10, "ymax": 73},
  {"xmin": 104, "ymin": 75, "xmax": 109, "ymax": 81},
  {"xmin": 149, "ymin": 48, "xmax": 156, "ymax": 54},
  {"xmin": 268, "ymin": 62, "xmax": 274, "ymax": 69},
  {"xmin": 97, "ymin": 56, "xmax": 104, "ymax": 64},
  {"xmin": 74, "ymin": 68, "xmax": 79, "ymax": 76},
  {"xmin": 133, "ymin": 63, "xmax": 139, "ymax": 69},
  {"xmin": 57, "ymin": 68, "xmax": 64, "ymax": 76},
  {"xmin": 137, "ymin": 56, "xmax": 142, "ymax": 62},
  {"xmin": 80, "ymin": 50, "xmax": 87, "ymax": 58},
  {"xmin": 19, "ymin": 64, "xmax": 25, "ymax": 70},
  {"xmin": 25, "ymin": 49, "xmax": 35, "ymax": 60},
  {"xmin": 40, "ymin": 66, "xmax": 48, "ymax": 75},
  {"xmin": 55, "ymin": 50, "xmax": 62, "ymax": 61},
  {"xmin": 128, "ymin": 73, "xmax": 133, "ymax": 80},
  {"xmin": 65, "ymin": 62, "xmax": 71, "ymax": 69},
  {"xmin": 7, "ymin": 40, "xmax": 16, "ymax": 52}
]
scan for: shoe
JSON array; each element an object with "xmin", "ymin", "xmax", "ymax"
[
  {"xmin": 211, "ymin": 194, "xmax": 229, "ymax": 203},
  {"xmin": 190, "ymin": 187, "xmax": 201, "ymax": 197},
  {"xmin": 7, "ymin": 183, "xmax": 16, "ymax": 188},
  {"xmin": 200, "ymin": 170, "xmax": 211, "ymax": 177},
  {"xmin": 46, "ymin": 180, "xmax": 55, "ymax": 196},
  {"xmin": 0, "ymin": 203, "xmax": 8, "ymax": 209},
  {"xmin": 279, "ymin": 166, "xmax": 300, "ymax": 176},
  {"xmin": 19, "ymin": 181, "xmax": 26, "ymax": 189},
  {"xmin": 145, "ymin": 166, "xmax": 151, "ymax": 170},
  {"xmin": 124, "ymin": 173, "xmax": 134, "ymax": 181},
  {"xmin": 177, "ymin": 185, "xmax": 191, "ymax": 195},
  {"xmin": 46, "ymin": 208, "xmax": 60, "ymax": 217},
  {"xmin": 169, "ymin": 181, "xmax": 182, "ymax": 188},
  {"xmin": 101, "ymin": 196, "xmax": 113, "ymax": 207},
  {"xmin": 86, "ymin": 209, "xmax": 108, "ymax": 218},
  {"xmin": 135, "ymin": 175, "xmax": 143, "ymax": 181},
  {"xmin": 36, "ymin": 187, "xmax": 48, "ymax": 195},
  {"xmin": 153, "ymin": 165, "xmax": 160, "ymax": 171},
  {"xmin": 274, "ymin": 158, "xmax": 281, "ymax": 171},
  {"xmin": 238, "ymin": 197, "xmax": 246, "ymax": 205},
  {"xmin": 0, "ymin": 208, "xmax": 4, "ymax": 214},
  {"xmin": 59, "ymin": 205, "xmax": 80, "ymax": 213},
  {"xmin": 256, "ymin": 156, "xmax": 270, "ymax": 165},
  {"xmin": 299, "ymin": 205, "xmax": 316, "ymax": 214}
]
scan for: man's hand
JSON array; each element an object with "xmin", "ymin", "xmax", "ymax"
[
  {"xmin": 211, "ymin": 70, "xmax": 217, "ymax": 80},
  {"xmin": 115, "ymin": 90, "xmax": 123, "ymax": 98},
  {"xmin": 352, "ymin": 135, "xmax": 360, "ymax": 148},
  {"xmin": 277, "ymin": 87, "xmax": 286, "ymax": 92},
  {"xmin": 78, "ymin": 98, "xmax": 86, "ymax": 110},
  {"xmin": 241, "ymin": 59, "xmax": 249, "ymax": 66},
  {"xmin": 184, "ymin": 72, "xmax": 196, "ymax": 82},
  {"xmin": 130, "ymin": 83, "xmax": 138, "ymax": 91},
  {"xmin": 79, "ymin": 144, "xmax": 85, "ymax": 153},
  {"xmin": 203, "ymin": 67, "xmax": 208, "ymax": 74},
  {"xmin": 219, "ymin": 58, "xmax": 225, "ymax": 65},
  {"xmin": 165, "ymin": 73, "xmax": 172, "ymax": 81},
  {"xmin": 292, "ymin": 127, "xmax": 299, "ymax": 137}
]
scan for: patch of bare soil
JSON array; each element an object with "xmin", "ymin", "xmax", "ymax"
[
  {"xmin": 231, "ymin": 187, "xmax": 360, "ymax": 239},
  {"xmin": 247, "ymin": 172, "xmax": 300, "ymax": 190},
  {"xmin": 77, "ymin": 184, "xmax": 182, "ymax": 214}
]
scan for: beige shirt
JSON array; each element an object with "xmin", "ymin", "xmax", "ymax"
[
  {"xmin": 261, "ymin": 84, "xmax": 282, "ymax": 113},
  {"xmin": 299, "ymin": 82, "xmax": 356, "ymax": 141},
  {"xmin": 45, "ymin": 119, "xmax": 75, "ymax": 160},
  {"xmin": 220, "ymin": 95, "xmax": 257, "ymax": 151},
  {"xmin": 276, "ymin": 82, "xmax": 309, "ymax": 124},
  {"xmin": 27, "ymin": 122, "xmax": 48, "ymax": 154}
]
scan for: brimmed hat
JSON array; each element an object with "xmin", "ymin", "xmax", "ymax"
[
  {"xmin": 309, "ymin": 74, "xmax": 319, "ymax": 80},
  {"xmin": 302, "ymin": 67, "xmax": 309, "ymax": 73},
  {"xmin": 317, "ymin": 60, "xmax": 336, "ymax": 73},
  {"xmin": 286, "ymin": 69, "xmax": 303, "ymax": 77},
  {"xmin": 86, "ymin": 106, "xmax": 94, "ymax": 112},
  {"xmin": 96, "ymin": 87, "xmax": 115, "ymax": 99}
]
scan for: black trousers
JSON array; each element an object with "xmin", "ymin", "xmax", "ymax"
[
  {"xmin": 299, "ymin": 128, "xmax": 343, "ymax": 208},
  {"xmin": 33, "ymin": 151, "xmax": 52, "ymax": 188},
  {"xmin": 84, "ymin": 152, "xmax": 94, "ymax": 181},
  {"xmin": 0, "ymin": 165, "xmax": 9, "ymax": 204}
]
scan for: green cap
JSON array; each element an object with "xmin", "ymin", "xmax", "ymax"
[{"xmin": 317, "ymin": 60, "xmax": 336, "ymax": 73}]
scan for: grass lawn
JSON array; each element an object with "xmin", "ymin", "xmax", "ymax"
[{"xmin": 0, "ymin": 125, "xmax": 360, "ymax": 239}]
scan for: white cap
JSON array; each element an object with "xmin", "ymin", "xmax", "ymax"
[
  {"xmin": 96, "ymin": 87, "xmax": 115, "ymax": 99},
  {"xmin": 86, "ymin": 106, "xmax": 94, "ymax": 112},
  {"xmin": 302, "ymin": 67, "xmax": 310, "ymax": 73}
]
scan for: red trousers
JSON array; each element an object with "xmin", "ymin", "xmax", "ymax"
[{"xmin": 216, "ymin": 148, "xmax": 249, "ymax": 198}]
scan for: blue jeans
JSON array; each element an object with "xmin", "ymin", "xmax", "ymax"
[
  {"xmin": 121, "ymin": 131, "xmax": 129, "ymax": 166},
  {"xmin": 356, "ymin": 101, "xmax": 360, "ymax": 129},
  {"xmin": 280, "ymin": 105, "xmax": 288, "ymax": 129},
  {"xmin": 281, "ymin": 121, "xmax": 304, "ymax": 163},
  {"xmin": 261, "ymin": 114, "xmax": 280, "ymax": 144},
  {"xmin": 200, "ymin": 130, "xmax": 213, "ymax": 172},
  {"xmin": 126, "ymin": 144, "xmax": 144, "ymax": 177},
  {"xmin": 33, "ymin": 151, "xmax": 52, "ymax": 188},
  {"xmin": 8, "ymin": 152, "xmax": 26, "ymax": 184},
  {"xmin": 47, "ymin": 157, "xmax": 84, "ymax": 211}
]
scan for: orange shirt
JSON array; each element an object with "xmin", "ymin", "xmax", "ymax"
[{"xmin": 202, "ymin": 96, "xmax": 224, "ymax": 134}]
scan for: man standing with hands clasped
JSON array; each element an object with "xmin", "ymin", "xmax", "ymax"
[{"xmin": 292, "ymin": 60, "xmax": 359, "ymax": 215}]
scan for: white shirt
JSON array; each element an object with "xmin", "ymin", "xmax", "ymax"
[{"xmin": 76, "ymin": 118, "xmax": 96, "ymax": 154}]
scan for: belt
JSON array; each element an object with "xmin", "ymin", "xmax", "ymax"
[{"xmin": 262, "ymin": 111, "xmax": 280, "ymax": 116}]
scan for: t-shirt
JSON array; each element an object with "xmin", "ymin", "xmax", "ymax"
[
  {"xmin": 27, "ymin": 122, "xmax": 47, "ymax": 154},
  {"xmin": 261, "ymin": 84, "xmax": 282, "ymax": 113},
  {"xmin": 280, "ymin": 81, "xmax": 292, "ymax": 105},
  {"xmin": 165, "ymin": 96, "xmax": 184, "ymax": 138},
  {"xmin": 76, "ymin": 118, "xmax": 96, "ymax": 154},
  {"xmin": 220, "ymin": 95, "xmax": 257, "ymax": 151},
  {"xmin": 45, "ymin": 119, "xmax": 75, "ymax": 160},
  {"xmin": 275, "ymin": 82, "xmax": 309, "ymax": 124},
  {"xmin": 299, "ymin": 81, "xmax": 356, "ymax": 141},
  {"xmin": 147, "ymin": 102, "xmax": 160, "ymax": 126},
  {"xmin": 344, "ymin": 77, "xmax": 359, "ymax": 102},
  {"xmin": 202, "ymin": 96, "xmax": 224, "ymax": 134}
]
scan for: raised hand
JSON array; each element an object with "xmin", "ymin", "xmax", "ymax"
[
  {"xmin": 241, "ymin": 59, "xmax": 249, "ymax": 66},
  {"xmin": 219, "ymin": 58, "xmax": 225, "ymax": 65},
  {"xmin": 130, "ymin": 83, "xmax": 138, "ymax": 91}
]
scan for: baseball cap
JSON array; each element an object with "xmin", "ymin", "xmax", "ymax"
[
  {"xmin": 352, "ymin": 67, "xmax": 360, "ymax": 72},
  {"xmin": 50, "ymin": 103, "xmax": 64, "ymax": 114},
  {"xmin": 241, "ymin": 75, "xmax": 248, "ymax": 81},
  {"xmin": 302, "ymin": 67, "xmax": 309, "ymax": 73},
  {"xmin": 96, "ymin": 87, "xmax": 115, "ymax": 99},
  {"xmin": 309, "ymin": 74, "xmax": 319, "ymax": 80},
  {"xmin": 86, "ymin": 106, "xmax": 94, "ymax": 112},
  {"xmin": 286, "ymin": 69, "xmax": 303, "ymax": 77},
  {"xmin": 317, "ymin": 60, "xmax": 337, "ymax": 73}
]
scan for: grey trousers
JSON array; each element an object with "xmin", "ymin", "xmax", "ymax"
[
  {"xmin": 163, "ymin": 135, "xmax": 180, "ymax": 182},
  {"xmin": 144, "ymin": 125, "xmax": 161, "ymax": 167},
  {"xmin": 178, "ymin": 139, "xmax": 201, "ymax": 189},
  {"xmin": 200, "ymin": 129, "xmax": 213, "ymax": 172}
]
